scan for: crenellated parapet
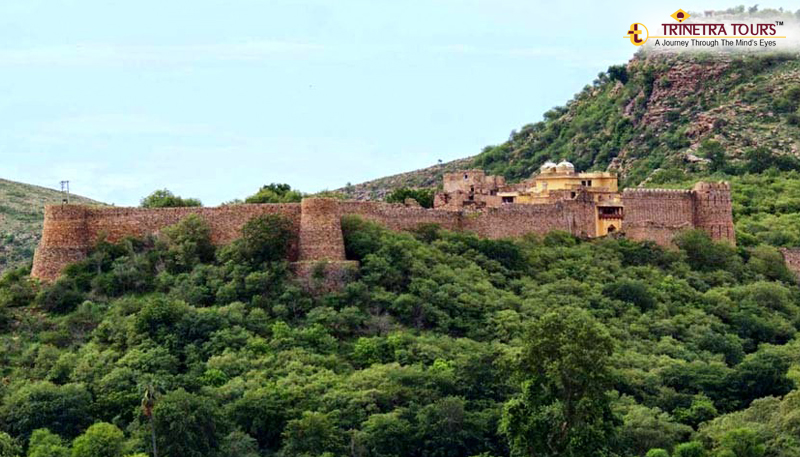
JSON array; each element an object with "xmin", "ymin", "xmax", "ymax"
[
  {"xmin": 621, "ymin": 183, "xmax": 735, "ymax": 246},
  {"xmin": 691, "ymin": 181, "xmax": 735, "ymax": 244}
]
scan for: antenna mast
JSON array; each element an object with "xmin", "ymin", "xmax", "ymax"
[{"xmin": 60, "ymin": 180, "xmax": 70, "ymax": 205}]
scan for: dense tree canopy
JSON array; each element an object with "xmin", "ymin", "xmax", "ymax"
[{"xmin": 0, "ymin": 206, "xmax": 798, "ymax": 456}]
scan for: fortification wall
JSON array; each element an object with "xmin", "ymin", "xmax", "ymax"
[
  {"xmin": 336, "ymin": 201, "xmax": 462, "ymax": 231},
  {"xmin": 32, "ymin": 204, "xmax": 301, "ymax": 281},
  {"xmin": 461, "ymin": 200, "xmax": 596, "ymax": 239},
  {"xmin": 299, "ymin": 199, "xmax": 346, "ymax": 261},
  {"xmin": 32, "ymin": 181, "xmax": 738, "ymax": 282},
  {"xmin": 692, "ymin": 182, "xmax": 736, "ymax": 244},
  {"xmin": 622, "ymin": 188, "xmax": 695, "ymax": 245}
]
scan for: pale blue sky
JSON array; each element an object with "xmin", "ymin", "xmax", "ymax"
[{"xmin": 0, "ymin": 0, "xmax": 787, "ymax": 205}]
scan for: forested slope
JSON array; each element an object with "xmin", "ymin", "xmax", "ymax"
[{"xmin": 0, "ymin": 211, "xmax": 798, "ymax": 456}]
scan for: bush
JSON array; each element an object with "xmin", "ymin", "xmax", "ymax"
[
  {"xmin": 603, "ymin": 279, "xmax": 655, "ymax": 310},
  {"xmin": 0, "ymin": 382, "xmax": 92, "ymax": 439},
  {"xmin": 27, "ymin": 429, "xmax": 69, "ymax": 457},
  {"xmin": 34, "ymin": 278, "xmax": 85, "ymax": 314},
  {"xmin": 385, "ymin": 188, "xmax": 435, "ymax": 208},
  {"xmin": 673, "ymin": 441, "xmax": 706, "ymax": 457},
  {"xmin": 0, "ymin": 267, "xmax": 37, "ymax": 308},
  {"xmin": 222, "ymin": 214, "xmax": 295, "ymax": 266},
  {"xmin": 646, "ymin": 450, "xmax": 670, "ymax": 457},
  {"xmin": 140, "ymin": 189, "xmax": 201, "ymax": 208},
  {"xmin": 0, "ymin": 432, "xmax": 20, "ymax": 457},
  {"xmin": 161, "ymin": 215, "xmax": 215, "ymax": 272},
  {"xmin": 152, "ymin": 389, "xmax": 225, "ymax": 457},
  {"xmin": 607, "ymin": 64, "xmax": 629, "ymax": 84},
  {"xmin": 244, "ymin": 183, "xmax": 303, "ymax": 204},
  {"xmin": 281, "ymin": 411, "xmax": 345, "ymax": 456},
  {"xmin": 673, "ymin": 230, "xmax": 741, "ymax": 273},
  {"xmin": 71, "ymin": 422, "xmax": 125, "ymax": 457}
]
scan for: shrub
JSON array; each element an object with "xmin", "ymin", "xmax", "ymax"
[
  {"xmin": 673, "ymin": 230, "xmax": 741, "ymax": 273},
  {"xmin": 152, "ymin": 389, "xmax": 225, "ymax": 457},
  {"xmin": 140, "ymin": 189, "xmax": 201, "ymax": 208},
  {"xmin": 245, "ymin": 183, "xmax": 303, "ymax": 204},
  {"xmin": 27, "ymin": 429, "xmax": 69, "ymax": 457},
  {"xmin": 71, "ymin": 422, "xmax": 125, "ymax": 457},
  {"xmin": 603, "ymin": 279, "xmax": 655, "ymax": 310},
  {"xmin": 224, "ymin": 214, "xmax": 295, "ymax": 266},
  {"xmin": 673, "ymin": 441, "xmax": 706, "ymax": 457},
  {"xmin": 34, "ymin": 278, "xmax": 85, "ymax": 314},
  {"xmin": 161, "ymin": 214, "xmax": 215, "ymax": 272},
  {"xmin": 646, "ymin": 450, "xmax": 670, "ymax": 457},
  {"xmin": 0, "ymin": 432, "xmax": 20, "ymax": 457},
  {"xmin": 385, "ymin": 188, "xmax": 435, "ymax": 208},
  {"xmin": 0, "ymin": 382, "xmax": 92, "ymax": 439}
]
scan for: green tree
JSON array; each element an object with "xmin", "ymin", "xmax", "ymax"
[
  {"xmin": 355, "ymin": 412, "xmax": 413, "ymax": 457},
  {"xmin": 71, "ymin": 422, "xmax": 124, "ymax": 457},
  {"xmin": 745, "ymin": 147, "xmax": 775, "ymax": 174},
  {"xmin": 228, "ymin": 386, "xmax": 291, "ymax": 451},
  {"xmin": 673, "ymin": 230, "xmax": 741, "ymax": 273},
  {"xmin": 673, "ymin": 442, "xmax": 706, "ymax": 457},
  {"xmin": 27, "ymin": 429, "xmax": 69, "ymax": 457},
  {"xmin": 218, "ymin": 431, "xmax": 259, "ymax": 457},
  {"xmin": 646, "ymin": 450, "xmax": 669, "ymax": 457},
  {"xmin": 602, "ymin": 279, "xmax": 655, "ymax": 310},
  {"xmin": 0, "ymin": 432, "xmax": 20, "ymax": 457},
  {"xmin": 281, "ymin": 411, "xmax": 345, "ymax": 456},
  {"xmin": 152, "ymin": 389, "xmax": 224, "ymax": 457},
  {"xmin": 1, "ymin": 382, "xmax": 92, "ymax": 440},
  {"xmin": 500, "ymin": 307, "xmax": 618, "ymax": 457},
  {"xmin": 718, "ymin": 429, "xmax": 765, "ymax": 457},
  {"xmin": 245, "ymin": 183, "xmax": 303, "ymax": 204},
  {"xmin": 385, "ymin": 188, "xmax": 435, "ymax": 208},
  {"xmin": 160, "ymin": 214, "xmax": 215, "ymax": 272},
  {"xmin": 223, "ymin": 214, "xmax": 295, "ymax": 266},
  {"xmin": 140, "ymin": 189, "xmax": 202, "ymax": 208},
  {"xmin": 699, "ymin": 140, "xmax": 727, "ymax": 173}
]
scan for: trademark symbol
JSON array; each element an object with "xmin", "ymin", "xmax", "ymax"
[{"xmin": 776, "ymin": 20, "xmax": 784, "ymax": 25}]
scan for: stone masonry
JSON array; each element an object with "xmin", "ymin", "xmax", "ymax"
[{"xmin": 32, "ymin": 180, "xmax": 737, "ymax": 283}]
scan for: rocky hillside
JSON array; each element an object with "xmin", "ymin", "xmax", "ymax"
[
  {"xmin": 340, "ymin": 50, "xmax": 800, "ymax": 195},
  {"xmin": 0, "ymin": 179, "xmax": 100, "ymax": 274}
]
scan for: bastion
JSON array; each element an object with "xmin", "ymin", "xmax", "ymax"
[{"xmin": 32, "ymin": 176, "xmax": 735, "ymax": 284}]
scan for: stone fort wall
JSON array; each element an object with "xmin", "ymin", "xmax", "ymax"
[
  {"xmin": 32, "ymin": 182, "xmax": 737, "ymax": 282},
  {"xmin": 32, "ymin": 204, "xmax": 302, "ymax": 281}
]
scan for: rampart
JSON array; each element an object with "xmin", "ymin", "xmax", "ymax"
[
  {"xmin": 622, "ymin": 183, "xmax": 735, "ymax": 246},
  {"xmin": 622, "ymin": 188, "xmax": 695, "ymax": 246},
  {"xmin": 31, "ymin": 204, "xmax": 301, "ymax": 281},
  {"xmin": 32, "ymin": 181, "xmax": 737, "ymax": 283}
]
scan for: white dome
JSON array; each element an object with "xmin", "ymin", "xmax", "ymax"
[
  {"xmin": 540, "ymin": 161, "xmax": 557, "ymax": 173},
  {"xmin": 556, "ymin": 160, "xmax": 574, "ymax": 172}
]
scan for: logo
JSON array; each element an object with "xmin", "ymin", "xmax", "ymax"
[
  {"xmin": 623, "ymin": 9, "xmax": 784, "ymax": 48},
  {"xmin": 670, "ymin": 9, "xmax": 690, "ymax": 22},
  {"xmin": 626, "ymin": 23, "xmax": 648, "ymax": 46}
]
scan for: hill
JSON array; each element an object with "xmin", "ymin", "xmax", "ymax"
[
  {"xmin": 0, "ymin": 209, "xmax": 799, "ymax": 456},
  {"xmin": 0, "ymin": 179, "xmax": 101, "ymax": 274},
  {"xmin": 341, "ymin": 50, "xmax": 800, "ymax": 195}
]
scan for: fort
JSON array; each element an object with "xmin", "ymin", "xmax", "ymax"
[{"xmin": 31, "ymin": 164, "xmax": 736, "ymax": 283}]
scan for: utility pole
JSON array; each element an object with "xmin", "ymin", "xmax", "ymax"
[{"xmin": 60, "ymin": 181, "xmax": 70, "ymax": 205}]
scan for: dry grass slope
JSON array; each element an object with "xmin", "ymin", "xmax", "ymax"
[{"xmin": 0, "ymin": 179, "xmax": 101, "ymax": 273}]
